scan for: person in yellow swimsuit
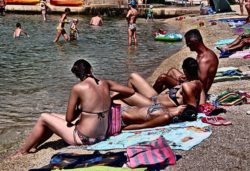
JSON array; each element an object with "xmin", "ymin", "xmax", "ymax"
[{"xmin": 54, "ymin": 8, "xmax": 71, "ymax": 43}]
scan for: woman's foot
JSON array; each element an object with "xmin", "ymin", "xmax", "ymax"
[{"xmin": 8, "ymin": 149, "xmax": 27, "ymax": 160}]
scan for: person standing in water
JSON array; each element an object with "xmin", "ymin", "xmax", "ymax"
[
  {"xmin": 126, "ymin": 1, "xmax": 138, "ymax": 46},
  {"xmin": 89, "ymin": 14, "xmax": 103, "ymax": 26},
  {"xmin": 69, "ymin": 18, "xmax": 79, "ymax": 40},
  {"xmin": 53, "ymin": 8, "xmax": 71, "ymax": 43},
  {"xmin": 40, "ymin": 0, "xmax": 48, "ymax": 21},
  {"xmin": 13, "ymin": 23, "xmax": 30, "ymax": 38}
]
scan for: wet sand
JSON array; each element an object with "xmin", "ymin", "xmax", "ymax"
[{"xmin": 1, "ymin": 5, "xmax": 250, "ymax": 171}]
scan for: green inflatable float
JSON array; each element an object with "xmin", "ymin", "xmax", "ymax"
[{"xmin": 155, "ymin": 33, "xmax": 183, "ymax": 42}]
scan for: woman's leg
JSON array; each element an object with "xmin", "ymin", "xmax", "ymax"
[
  {"xmin": 128, "ymin": 28, "xmax": 132, "ymax": 46},
  {"xmin": 12, "ymin": 113, "xmax": 76, "ymax": 158},
  {"xmin": 54, "ymin": 30, "xmax": 62, "ymax": 42},
  {"xmin": 132, "ymin": 30, "xmax": 137, "ymax": 46},
  {"xmin": 153, "ymin": 68, "xmax": 183, "ymax": 93},
  {"xmin": 128, "ymin": 72, "xmax": 157, "ymax": 98}
]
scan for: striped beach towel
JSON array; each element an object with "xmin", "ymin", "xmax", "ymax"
[{"xmin": 126, "ymin": 136, "xmax": 176, "ymax": 168}]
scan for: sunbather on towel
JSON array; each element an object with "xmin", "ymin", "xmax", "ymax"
[
  {"xmin": 115, "ymin": 57, "xmax": 205, "ymax": 108},
  {"xmin": 10, "ymin": 59, "xmax": 135, "ymax": 159},
  {"xmin": 115, "ymin": 58, "xmax": 205, "ymax": 130},
  {"xmin": 216, "ymin": 33, "xmax": 250, "ymax": 53},
  {"xmin": 153, "ymin": 29, "xmax": 218, "ymax": 95}
]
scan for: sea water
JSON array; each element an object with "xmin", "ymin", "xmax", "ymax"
[{"xmin": 0, "ymin": 14, "xmax": 183, "ymax": 156}]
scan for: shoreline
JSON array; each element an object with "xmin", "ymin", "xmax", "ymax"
[{"xmin": 1, "ymin": 5, "xmax": 250, "ymax": 171}]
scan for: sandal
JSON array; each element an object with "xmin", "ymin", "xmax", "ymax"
[
  {"xmin": 215, "ymin": 116, "xmax": 232, "ymax": 126},
  {"xmin": 201, "ymin": 117, "xmax": 222, "ymax": 126}
]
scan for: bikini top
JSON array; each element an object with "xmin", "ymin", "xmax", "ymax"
[
  {"xmin": 80, "ymin": 75, "xmax": 108, "ymax": 119},
  {"xmin": 168, "ymin": 86, "xmax": 181, "ymax": 106}
]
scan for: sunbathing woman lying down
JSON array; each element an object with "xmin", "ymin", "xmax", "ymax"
[{"xmin": 115, "ymin": 57, "xmax": 206, "ymax": 130}]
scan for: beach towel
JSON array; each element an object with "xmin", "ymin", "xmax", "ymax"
[
  {"xmin": 215, "ymin": 38, "xmax": 235, "ymax": 46},
  {"xmin": 216, "ymin": 91, "xmax": 249, "ymax": 106},
  {"xmin": 214, "ymin": 67, "xmax": 250, "ymax": 82},
  {"xmin": 79, "ymin": 114, "xmax": 211, "ymax": 151},
  {"xmin": 52, "ymin": 166, "xmax": 146, "ymax": 171},
  {"xmin": 229, "ymin": 49, "xmax": 250, "ymax": 58},
  {"xmin": 219, "ymin": 51, "xmax": 234, "ymax": 58},
  {"xmin": 126, "ymin": 136, "xmax": 176, "ymax": 168},
  {"xmin": 49, "ymin": 151, "xmax": 127, "ymax": 170}
]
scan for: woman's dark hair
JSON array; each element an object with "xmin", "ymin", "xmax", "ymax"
[
  {"xmin": 182, "ymin": 57, "xmax": 199, "ymax": 78},
  {"xmin": 71, "ymin": 59, "xmax": 99, "ymax": 84},
  {"xmin": 65, "ymin": 8, "xmax": 71, "ymax": 13}
]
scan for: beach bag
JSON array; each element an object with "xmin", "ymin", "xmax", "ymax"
[
  {"xmin": 126, "ymin": 136, "xmax": 176, "ymax": 168},
  {"xmin": 107, "ymin": 102, "xmax": 122, "ymax": 137}
]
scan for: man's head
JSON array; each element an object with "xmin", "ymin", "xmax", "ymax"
[{"xmin": 184, "ymin": 29, "xmax": 203, "ymax": 51}]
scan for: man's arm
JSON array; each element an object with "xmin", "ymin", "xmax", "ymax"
[{"xmin": 198, "ymin": 58, "xmax": 210, "ymax": 93}]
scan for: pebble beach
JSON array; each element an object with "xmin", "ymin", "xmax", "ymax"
[{"xmin": 1, "ymin": 4, "xmax": 250, "ymax": 171}]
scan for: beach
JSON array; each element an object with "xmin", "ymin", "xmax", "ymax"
[{"xmin": 1, "ymin": 5, "xmax": 250, "ymax": 171}]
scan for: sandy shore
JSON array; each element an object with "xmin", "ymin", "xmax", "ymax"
[{"xmin": 1, "ymin": 5, "xmax": 250, "ymax": 171}]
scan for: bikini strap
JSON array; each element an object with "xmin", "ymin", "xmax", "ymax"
[{"xmin": 86, "ymin": 74, "xmax": 100, "ymax": 85}]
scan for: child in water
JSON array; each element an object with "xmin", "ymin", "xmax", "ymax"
[
  {"xmin": 146, "ymin": 5, "xmax": 154, "ymax": 22},
  {"xmin": 69, "ymin": 18, "xmax": 79, "ymax": 40},
  {"xmin": 13, "ymin": 23, "xmax": 29, "ymax": 38},
  {"xmin": 40, "ymin": 0, "xmax": 48, "ymax": 21}
]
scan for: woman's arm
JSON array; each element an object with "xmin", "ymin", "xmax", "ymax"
[
  {"xmin": 123, "ymin": 112, "xmax": 172, "ymax": 130},
  {"xmin": 66, "ymin": 85, "xmax": 80, "ymax": 123}
]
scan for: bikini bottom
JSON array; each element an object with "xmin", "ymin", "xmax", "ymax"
[{"xmin": 73, "ymin": 127, "xmax": 106, "ymax": 145}]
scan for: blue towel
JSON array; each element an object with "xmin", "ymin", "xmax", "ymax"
[{"xmin": 84, "ymin": 114, "xmax": 212, "ymax": 151}]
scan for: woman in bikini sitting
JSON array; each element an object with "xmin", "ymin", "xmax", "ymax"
[
  {"xmin": 11, "ymin": 59, "xmax": 135, "ymax": 158},
  {"xmin": 116, "ymin": 57, "xmax": 206, "ymax": 130}
]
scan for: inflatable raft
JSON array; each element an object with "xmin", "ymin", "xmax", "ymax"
[
  {"xmin": 155, "ymin": 33, "xmax": 183, "ymax": 42},
  {"xmin": 50, "ymin": 0, "xmax": 84, "ymax": 6},
  {"xmin": 6, "ymin": 0, "xmax": 39, "ymax": 5}
]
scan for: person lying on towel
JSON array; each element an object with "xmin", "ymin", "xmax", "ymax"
[
  {"xmin": 216, "ymin": 33, "xmax": 250, "ymax": 53},
  {"xmin": 115, "ymin": 58, "xmax": 206, "ymax": 130}
]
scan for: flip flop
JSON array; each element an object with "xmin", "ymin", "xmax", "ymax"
[
  {"xmin": 215, "ymin": 116, "xmax": 232, "ymax": 126},
  {"xmin": 201, "ymin": 117, "xmax": 222, "ymax": 126}
]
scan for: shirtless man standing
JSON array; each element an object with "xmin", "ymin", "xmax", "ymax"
[
  {"xmin": 126, "ymin": 1, "xmax": 138, "ymax": 46},
  {"xmin": 153, "ymin": 29, "xmax": 218, "ymax": 95},
  {"xmin": 89, "ymin": 14, "xmax": 103, "ymax": 26}
]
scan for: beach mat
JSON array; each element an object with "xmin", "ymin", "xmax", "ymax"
[
  {"xmin": 64, "ymin": 114, "xmax": 211, "ymax": 151},
  {"xmin": 209, "ymin": 17, "xmax": 247, "ymax": 22},
  {"xmin": 214, "ymin": 67, "xmax": 250, "ymax": 82}
]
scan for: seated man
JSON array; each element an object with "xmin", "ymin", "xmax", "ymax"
[
  {"xmin": 153, "ymin": 29, "xmax": 218, "ymax": 95},
  {"xmin": 216, "ymin": 33, "xmax": 250, "ymax": 53}
]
